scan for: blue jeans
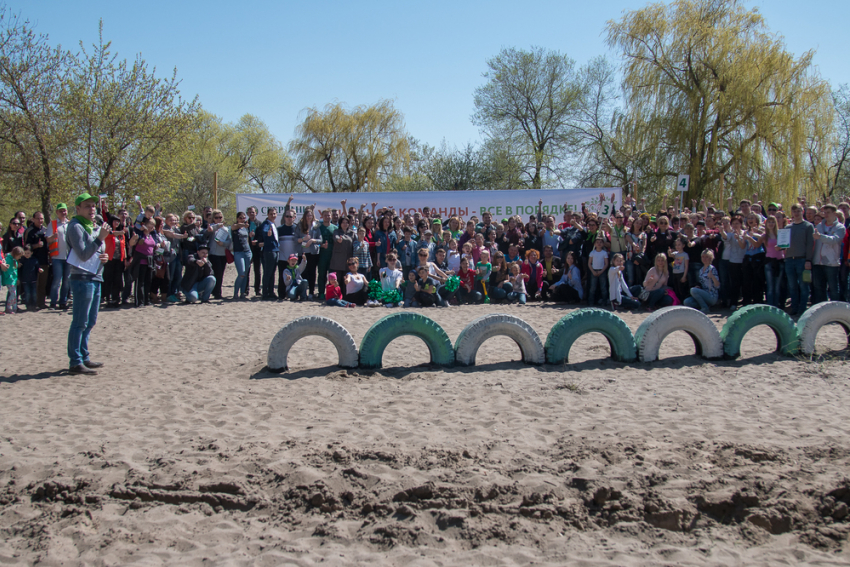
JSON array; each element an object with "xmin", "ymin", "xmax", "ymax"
[
  {"xmin": 262, "ymin": 250, "xmax": 278, "ymax": 298},
  {"xmin": 617, "ymin": 296, "xmax": 641, "ymax": 310},
  {"xmin": 785, "ymin": 258, "xmax": 809, "ymax": 314},
  {"xmin": 764, "ymin": 259, "xmax": 784, "ymax": 308},
  {"xmin": 326, "ymin": 298, "xmax": 351, "ymax": 307},
  {"xmin": 718, "ymin": 259, "xmax": 731, "ymax": 304},
  {"xmin": 507, "ymin": 291, "xmax": 527, "ymax": 304},
  {"xmin": 684, "ymin": 287, "xmax": 717, "ymax": 310},
  {"xmin": 23, "ymin": 281, "xmax": 37, "ymax": 307},
  {"xmin": 490, "ymin": 282, "xmax": 512, "ymax": 302},
  {"xmin": 457, "ymin": 288, "xmax": 482, "ymax": 304},
  {"xmin": 67, "ymin": 279, "xmax": 101, "ymax": 367},
  {"xmin": 812, "ymin": 265, "xmax": 840, "ymax": 304},
  {"xmin": 50, "ymin": 259, "xmax": 70, "ymax": 307},
  {"xmin": 631, "ymin": 285, "xmax": 669, "ymax": 309},
  {"xmin": 287, "ymin": 280, "xmax": 308, "ymax": 301},
  {"xmin": 168, "ymin": 257, "xmax": 183, "ymax": 296},
  {"xmin": 186, "ymin": 275, "xmax": 216, "ymax": 303},
  {"xmin": 588, "ymin": 273, "xmax": 608, "ymax": 305},
  {"xmin": 624, "ymin": 260, "xmax": 635, "ymax": 287},
  {"xmin": 233, "ymin": 251, "xmax": 252, "ymax": 298}
]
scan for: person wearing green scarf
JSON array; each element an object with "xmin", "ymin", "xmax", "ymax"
[{"xmin": 66, "ymin": 192, "xmax": 110, "ymax": 375}]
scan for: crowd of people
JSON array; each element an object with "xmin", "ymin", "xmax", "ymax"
[{"xmin": 2, "ymin": 192, "xmax": 850, "ymax": 319}]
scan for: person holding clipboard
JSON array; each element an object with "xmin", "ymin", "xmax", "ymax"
[{"xmin": 66, "ymin": 192, "xmax": 110, "ymax": 375}]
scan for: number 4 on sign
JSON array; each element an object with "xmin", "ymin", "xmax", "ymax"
[{"xmin": 677, "ymin": 175, "xmax": 690, "ymax": 192}]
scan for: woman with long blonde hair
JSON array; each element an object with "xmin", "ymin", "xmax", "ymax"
[
  {"xmin": 631, "ymin": 253, "xmax": 671, "ymax": 310},
  {"xmin": 750, "ymin": 215, "xmax": 784, "ymax": 307}
]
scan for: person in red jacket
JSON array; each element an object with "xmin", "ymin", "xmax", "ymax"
[
  {"xmin": 521, "ymin": 249, "xmax": 546, "ymax": 300},
  {"xmin": 103, "ymin": 216, "xmax": 126, "ymax": 307},
  {"xmin": 324, "ymin": 272, "xmax": 354, "ymax": 308}
]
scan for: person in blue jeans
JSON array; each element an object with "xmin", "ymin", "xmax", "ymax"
[
  {"xmin": 282, "ymin": 254, "xmax": 309, "ymax": 301},
  {"xmin": 260, "ymin": 208, "xmax": 279, "ymax": 299},
  {"xmin": 66, "ymin": 192, "xmax": 110, "ymax": 375},
  {"xmin": 46, "ymin": 203, "xmax": 71, "ymax": 309},
  {"xmin": 181, "ymin": 244, "xmax": 216, "ymax": 303},
  {"xmin": 783, "ymin": 204, "xmax": 814, "ymax": 316},
  {"xmin": 630, "ymin": 253, "xmax": 672, "ymax": 310},
  {"xmin": 230, "ymin": 211, "xmax": 252, "ymax": 299},
  {"xmin": 684, "ymin": 250, "xmax": 720, "ymax": 313}
]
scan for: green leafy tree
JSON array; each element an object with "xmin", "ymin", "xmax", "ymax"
[
  {"xmin": 607, "ymin": 0, "xmax": 830, "ymax": 204},
  {"xmin": 291, "ymin": 100, "xmax": 409, "ymax": 192},
  {"xmin": 0, "ymin": 8, "xmax": 71, "ymax": 220},
  {"xmin": 472, "ymin": 46, "xmax": 584, "ymax": 189},
  {"xmin": 167, "ymin": 110, "xmax": 241, "ymax": 216},
  {"xmin": 60, "ymin": 22, "xmax": 199, "ymax": 206},
  {"xmin": 231, "ymin": 114, "xmax": 297, "ymax": 194}
]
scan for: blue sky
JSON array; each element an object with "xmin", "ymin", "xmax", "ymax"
[{"xmin": 20, "ymin": 0, "xmax": 850, "ymax": 149}]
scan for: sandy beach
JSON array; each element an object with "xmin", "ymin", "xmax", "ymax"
[{"xmin": 2, "ymin": 268, "xmax": 850, "ymax": 566}]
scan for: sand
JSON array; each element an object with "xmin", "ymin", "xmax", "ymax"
[{"xmin": 2, "ymin": 267, "xmax": 850, "ymax": 566}]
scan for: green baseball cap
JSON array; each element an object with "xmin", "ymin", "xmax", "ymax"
[
  {"xmin": 55, "ymin": 202, "xmax": 67, "ymax": 210},
  {"xmin": 74, "ymin": 192, "xmax": 96, "ymax": 206}
]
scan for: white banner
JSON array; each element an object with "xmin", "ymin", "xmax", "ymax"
[{"xmin": 236, "ymin": 188, "xmax": 622, "ymax": 224}]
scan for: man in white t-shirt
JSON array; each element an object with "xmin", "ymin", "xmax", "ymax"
[{"xmin": 45, "ymin": 202, "xmax": 71, "ymax": 309}]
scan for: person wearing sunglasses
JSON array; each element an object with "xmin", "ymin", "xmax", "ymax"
[
  {"xmin": 2, "ymin": 218, "xmax": 24, "ymax": 254},
  {"xmin": 330, "ymin": 216, "xmax": 355, "ymax": 286},
  {"xmin": 646, "ymin": 216, "xmax": 678, "ymax": 268},
  {"xmin": 206, "ymin": 209, "xmax": 230, "ymax": 300},
  {"xmin": 46, "ymin": 203, "xmax": 72, "ymax": 309},
  {"xmin": 277, "ymin": 209, "xmax": 299, "ymax": 299}
]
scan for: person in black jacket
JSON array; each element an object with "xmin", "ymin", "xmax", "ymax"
[
  {"xmin": 259, "ymin": 209, "xmax": 279, "ymax": 299},
  {"xmin": 181, "ymin": 244, "xmax": 216, "ymax": 303},
  {"xmin": 646, "ymin": 216, "xmax": 679, "ymax": 268}
]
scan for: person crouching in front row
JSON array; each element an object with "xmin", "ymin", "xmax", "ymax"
[{"xmin": 181, "ymin": 244, "xmax": 216, "ymax": 303}]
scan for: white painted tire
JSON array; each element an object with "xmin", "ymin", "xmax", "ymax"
[
  {"xmin": 797, "ymin": 301, "xmax": 850, "ymax": 356},
  {"xmin": 454, "ymin": 314, "xmax": 545, "ymax": 366},
  {"xmin": 267, "ymin": 316, "xmax": 359, "ymax": 372},
  {"xmin": 634, "ymin": 306, "xmax": 724, "ymax": 363}
]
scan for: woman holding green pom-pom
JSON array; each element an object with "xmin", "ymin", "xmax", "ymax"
[
  {"xmin": 433, "ymin": 248, "xmax": 458, "ymax": 306},
  {"xmin": 378, "ymin": 251, "xmax": 404, "ymax": 307},
  {"xmin": 416, "ymin": 248, "xmax": 450, "ymax": 306}
]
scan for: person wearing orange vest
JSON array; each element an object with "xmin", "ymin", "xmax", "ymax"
[
  {"xmin": 46, "ymin": 203, "xmax": 71, "ymax": 309},
  {"xmin": 102, "ymin": 215, "xmax": 127, "ymax": 307}
]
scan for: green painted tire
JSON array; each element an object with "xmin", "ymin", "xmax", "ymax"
[
  {"xmin": 720, "ymin": 304, "xmax": 799, "ymax": 359},
  {"xmin": 545, "ymin": 308, "xmax": 636, "ymax": 364},
  {"xmin": 359, "ymin": 312, "xmax": 455, "ymax": 369}
]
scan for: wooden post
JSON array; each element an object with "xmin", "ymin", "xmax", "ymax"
[{"xmin": 214, "ymin": 171, "xmax": 218, "ymax": 210}]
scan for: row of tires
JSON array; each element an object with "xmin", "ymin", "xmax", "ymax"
[{"xmin": 266, "ymin": 302, "xmax": 850, "ymax": 371}]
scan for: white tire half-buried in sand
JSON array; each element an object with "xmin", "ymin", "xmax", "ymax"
[
  {"xmin": 359, "ymin": 312, "xmax": 454, "ymax": 370},
  {"xmin": 545, "ymin": 308, "xmax": 636, "ymax": 364},
  {"xmin": 634, "ymin": 306, "xmax": 723, "ymax": 363},
  {"xmin": 454, "ymin": 314, "xmax": 545, "ymax": 366},
  {"xmin": 797, "ymin": 301, "xmax": 850, "ymax": 356},
  {"xmin": 720, "ymin": 304, "xmax": 799, "ymax": 359},
  {"xmin": 267, "ymin": 316, "xmax": 359, "ymax": 372}
]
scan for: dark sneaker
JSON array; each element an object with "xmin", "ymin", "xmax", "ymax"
[
  {"xmin": 69, "ymin": 365, "xmax": 97, "ymax": 375},
  {"xmin": 83, "ymin": 360, "xmax": 104, "ymax": 369}
]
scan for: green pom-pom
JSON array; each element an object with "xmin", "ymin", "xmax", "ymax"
[
  {"xmin": 381, "ymin": 289, "xmax": 402, "ymax": 304},
  {"xmin": 443, "ymin": 275, "xmax": 460, "ymax": 293},
  {"xmin": 368, "ymin": 279, "xmax": 382, "ymax": 299}
]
